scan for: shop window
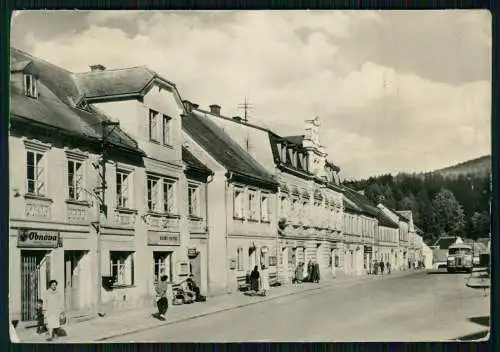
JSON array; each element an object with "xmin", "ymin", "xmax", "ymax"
[
  {"xmin": 261, "ymin": 194, "xmax": 270, "ymax": 222},
  {"xmin": 237, "ymin": 247, "xmax": 244, "ymax": 271},
  {"xmin": 67, "ymin": 160, "xmax": 84, "ymax": 201},
  {"xmin": 233, "ymin": 187, "xmax": 244, "ymax": 218},
  {"xmin": 163, "ymin": 179, "xmax": 176, "ymax": 214},
  {"xmin": 188, "ymin": 184, "xmax": 199, "ymax": 217},
  {"xmin": 116, "ymin": 170, "xmax": 132, "ymax": 208},
  {"xmin": 26, "ymin": 150, "xmax": 46, "ymax": 196},
  {"xmin": 110, "ymin": 251, "xmax": 135, "ymax": 287}
]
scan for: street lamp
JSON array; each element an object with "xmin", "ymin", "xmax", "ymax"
[{"xmin": 88, "ymin": 120, "xmax": 120, "ymax": 317}]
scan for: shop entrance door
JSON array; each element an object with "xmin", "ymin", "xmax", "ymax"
[
  {"xmin": 189, "ymin": 253, "xmax": 202, "ymax": 288},
  {"xmin": 64, "ymin": 251, "xmax": 86, "ymax": 312},
  {"xmin": 21, "ymin": 250, "xmax": 49, "ymax": 321}
]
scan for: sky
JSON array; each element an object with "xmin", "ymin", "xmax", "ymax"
[{"xmin": 10, "ymin": 10, "xmax": 492, "ymax": 180}]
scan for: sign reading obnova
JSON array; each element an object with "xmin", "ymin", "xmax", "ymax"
[
  {"xmin": 17, "ymin": 229, "xmax": 60, "ymax": 248},
  {"xmin": 148, "ymin": 231, "xmax": 181, "ymax": 246}
]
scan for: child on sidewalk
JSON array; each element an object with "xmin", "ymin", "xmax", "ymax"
[{"xmin": 35, "ymin": 299, "xmax": 48, "ymax": 335}]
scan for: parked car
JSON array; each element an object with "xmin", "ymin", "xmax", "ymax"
[{"xmin": 447, "ymin": 243, "xmax": 473, "ymax": 273}]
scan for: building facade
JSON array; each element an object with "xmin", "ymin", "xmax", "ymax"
[
  {"xmin": 377, "ymin": 204, "xmax": 410, "ymax": 270},
  {"xmin": 182, "ymin": 107, "xmax": 279, "ymax": 296},
  {"xmin": 188, "ymin": 105, "xmax": 344, "ymax": 285},
  {"xmin": 9, "ymin": 48, "xmax": 213, "ymax": 322},
  {"xmin": 342, "ymin": 195, "xmax": 366, "ymax": 275},
  {"xmin": 375, "ymin": 210, "xmax": 400, "ymax": 270}
]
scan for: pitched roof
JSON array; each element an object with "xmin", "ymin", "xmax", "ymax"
[
  {"xmin": 10, "ymin": 59, "xmax": 32, "ymax": 72},
  {"xmin": 283, "ymin": 135, "xmax": 305, "ymax": 145},
  {"xmin": 396, "ymin": 210, "xmax": 413, "ymax": 222},
  {"xmin": 182, "ymin": 111, "xmax": 277, "ymax": 189},
  {"xmin": 342, "ymin": 187, "xmax": 379, "ymax": 218},
  {"xmin": 268, "ymin": 131, "xmax": 310, "ymax": 175},
  {"xmin": 392, "ymin": 209, "xmax": 410, "ymax": 222},
  {"xmin": 74, "ymin": 66, "xmax": 157, "ymax": 100},
  {"xmin": 182, "ymin": 147, "xmax": 212, "ymax": 176},
  {"xmin": 10, "ymin": 47, "xmax": 142, "ymax": 154},
  {"xmin": 377, "ymin": 209, "xmax": 399, "ymax": 229}
]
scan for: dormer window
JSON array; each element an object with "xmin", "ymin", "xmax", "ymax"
[{"xmin": 24, "ymin": 74, "xmax": 37, "ymax": 98}]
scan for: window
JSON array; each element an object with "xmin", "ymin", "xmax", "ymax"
[
  {"xmin": 163, "ymin": 179, "xmax": 176, "ymax": 214},
  {"xmin": 162, "ymin": 115, "xmax": 171, "ymax": 145},
  {"xmin": 153, "ymin": 252, "xmax": 172, "ymax": 283},
  {"xmin": 188, "ymin": 184, "xmax": 199, "ymax": 217},
  {"xmin": 261, "ymin": 194, "xmax": 270, "ymax": 221},
  {"xmin": 237, "ymin": 248, "xmax": 244, "ymax": 271},
  {"xmin": 149, "ymin": 109, "xmax": 159, "ymax": 141},
  {"xmin": 67, "ymin": 160, "xmax": 84, "ymax": 201},
  {"xmin": 280, "ymin": 196, "xmax": 288, "ymax": 217},
  {"xmin": 248, "ymin": 191, "xmax": 258, "ymax": 220},
  {"xmin": 147, "ymin": 176, "xmax": 160, "ymax": 211},
  {"xmin": 233, "ymin": 188, "xmax": 244, "ymax": 218},
  {"xmin": 116, "ymin": 170, "xmax": 131, "ymax": 208},
  {"xmin": 110, "ymin": 251, "xmax": 135, "ymax": 286},
  {"xmin": 24, "ymin": 74, "xmax": 37, "ymax": 98},
  {"xmin": 27, "ymin": 150, "xmax": 46, "ymax": 196}
]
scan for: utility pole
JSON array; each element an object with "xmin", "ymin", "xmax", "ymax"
[
  {"xmin": 92, "ymin": 120, "xmax": 119, "ymax": 317},
  {"xmin": 237, "ymin": 97, "xmax": 254, "ymax": 123}
]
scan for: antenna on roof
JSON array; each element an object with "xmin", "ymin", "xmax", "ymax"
[{"xmin": 237, "ymin": 97, "xmax": 254, "ymax": 123}]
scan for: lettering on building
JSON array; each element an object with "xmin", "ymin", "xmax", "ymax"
[
  {"xmin": 25, "ymin": 202, "xmax": 50, "ymax": 219},
  {"xmin": 147, "ymin": 231, "xmax": 181, "ymax": 246},
  {"xmin": 17, "ymin": 229, "xmax": 60, "ymax": 248}
]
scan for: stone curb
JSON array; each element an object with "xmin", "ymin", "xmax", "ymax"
[{"xmin": 94, "ymin": 270, "xmax": 417, "ymax": 342}]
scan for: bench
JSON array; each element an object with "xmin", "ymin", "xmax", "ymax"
[
  {"xmin": 237, "ymin": 275, "xmax": 250, "ymax": 292},
  {"xmin": 269, "ymin": 272, "xmax": 281, "ymax": 287}
]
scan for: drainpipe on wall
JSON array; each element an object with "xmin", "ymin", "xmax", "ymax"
[
  {"xmin": 205, "ymin": 173, "xmax": 214, "ymax": 296},
  {"xmin": 225, "ymin": 172, "xmax": 233, "ymax": 294}
]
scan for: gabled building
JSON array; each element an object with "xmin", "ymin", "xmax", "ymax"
[
  {"xmin": 342, "ymin": 188, "xmax": 379, "ymax": 274},
  {"xmin": 376, "ymin": 209, "xmax": 400, "ymax": 269},
  {"xmin": 9, "ymin": 48, "xmax": 145, "ymax": 322},
  {"xmin": 377, "ymin": 204, "xmax": 410, "ymax": 270},
  {"xmin": 186, "ymin": 103, "xmax": 343, "ymax": 285},
  {"xmin": 9, "ymin": 48, "xmax": 213, "ymax": 323},
  {"xmin": 181, "ymin": 107, "xmax": 279, "ymax": 296}
]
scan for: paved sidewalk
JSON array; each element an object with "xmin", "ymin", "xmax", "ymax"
[{"xmin": 16, "ymin": 269, "xmax": 418, "ymax": 343}]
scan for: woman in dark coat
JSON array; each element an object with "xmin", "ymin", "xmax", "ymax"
[
  {"xmin": 307, "ymin": 260, "xmax": 313, "ymax": 282},
  {"xmin": 314, "ymin": 263, "xmax": 321, "ymax": 283},
  {"xmin": 250, "ymin": 266, "xmax": 260, "ymax": 292}
]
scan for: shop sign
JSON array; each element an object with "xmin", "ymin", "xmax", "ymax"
[
  {"xmin": 148, "ymin": 231, "xmax": 181, "ymax": 246},
  {"xmin": 229, "ymin": 258, "xmax": 237, "ymax": 270},
  {"xmin": 17, "ymin": 229, "xmax": 60, "ymax": 248},
  {"xmin": 188, "ymin": 248, "xmax": 198, "ymax": 258},
  {"xmin": 364, "ymin": 245, "xmax": 373, "ymax": 253}
]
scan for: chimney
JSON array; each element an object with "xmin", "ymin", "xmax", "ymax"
[
  {"xmin": 209, "ymin": 104, "xmax": 221, "ymax": 116},
  {"xmin": 232, "ymin": 116, "xmax": 242, "ymax": 123},
  {"xmin": 90, "ymin": 64, "xmax": 106, "ymax": 72}
]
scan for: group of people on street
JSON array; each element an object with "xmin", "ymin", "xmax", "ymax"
[
  {"xmin": 371, "ymin": 260, "xmax": 391, "ymax": 275},
  {"xmin": 294, "ymin": 260, "xmax": 321, "ymax": 284},
  {"xmin": 154, "ymin": 275, "xmax": 205, "ymax": 321},
  {"xmin": 245, "ymin": 265, "xmax": 270, "ymax": 296}
]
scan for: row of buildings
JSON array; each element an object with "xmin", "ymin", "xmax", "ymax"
[{"xmin": 8, "ymin": 48, "xmax": 430, "ymax": 323}]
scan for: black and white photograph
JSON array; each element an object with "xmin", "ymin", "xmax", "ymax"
[{"xmin": 8, "ymin": 10, "xmax": 491, "ymax": 342}]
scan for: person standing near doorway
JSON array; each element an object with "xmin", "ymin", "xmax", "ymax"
[
  {"xmin": 45, "ymin": 280, "xmax": 65, "ymax": 341},
  {"xmin": 155, "ymin": 275, "xmax": 170, "ymax": 321},
  {"xmin": 250, "ymin": 266, "xmax": 260, "ymax": 292}
]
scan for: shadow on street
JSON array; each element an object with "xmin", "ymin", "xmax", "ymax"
[
  {"xmin": 454, "ymin": 316, "xmax": 490, "ymax": 341},
  {"xmin": 426, "ymin": 270, "xmax": 453, "ymax": 275}
]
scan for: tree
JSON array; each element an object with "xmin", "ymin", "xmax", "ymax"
[
  {"xmin": 431, "ymin": 188, "xmax": 466, "ymax": 237},
  {"xmin": 470, "ymin": 211, "xmax": 490, "ymax": 240}
]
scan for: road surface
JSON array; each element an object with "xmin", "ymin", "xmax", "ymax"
[{"xmin": 108, "ymin": 270, "xmax": 490, "ymax": 342}]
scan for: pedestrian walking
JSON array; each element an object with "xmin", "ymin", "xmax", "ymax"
[
  {"xmin": 44, "ymin": 280, "xmax": 65, "ymax": 341},
  {"xmin": 386, "ymin": 262, "xmax": 391, "ymax": 274},
  {"xmin": 379, "ymin": 261, "xmax": 385, "ymax": 275},
  {"xmin": 314, "ymin": 263, "xmax": 321, "ymax": 283},
  {"xmin": 155, "ymin": 275, "xmax": 171, "ymax": 320},
  {"xmin": 307, "ymin": 260, "xmax": 313, "ymax": 282},
  {"xmin": 260, "ymin": 265, "xmax": 270, "ymax": 295},
  {"xmin": 295, "ymin": 262, "xmax": 303, "ymax": 284},
  {"xmin": 373, "ymin": 261, "xmax": 379, "ymax": 275},
  {"xmin": 250, "ymin": 266, "xmax": 260, "ymax": 292}
]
